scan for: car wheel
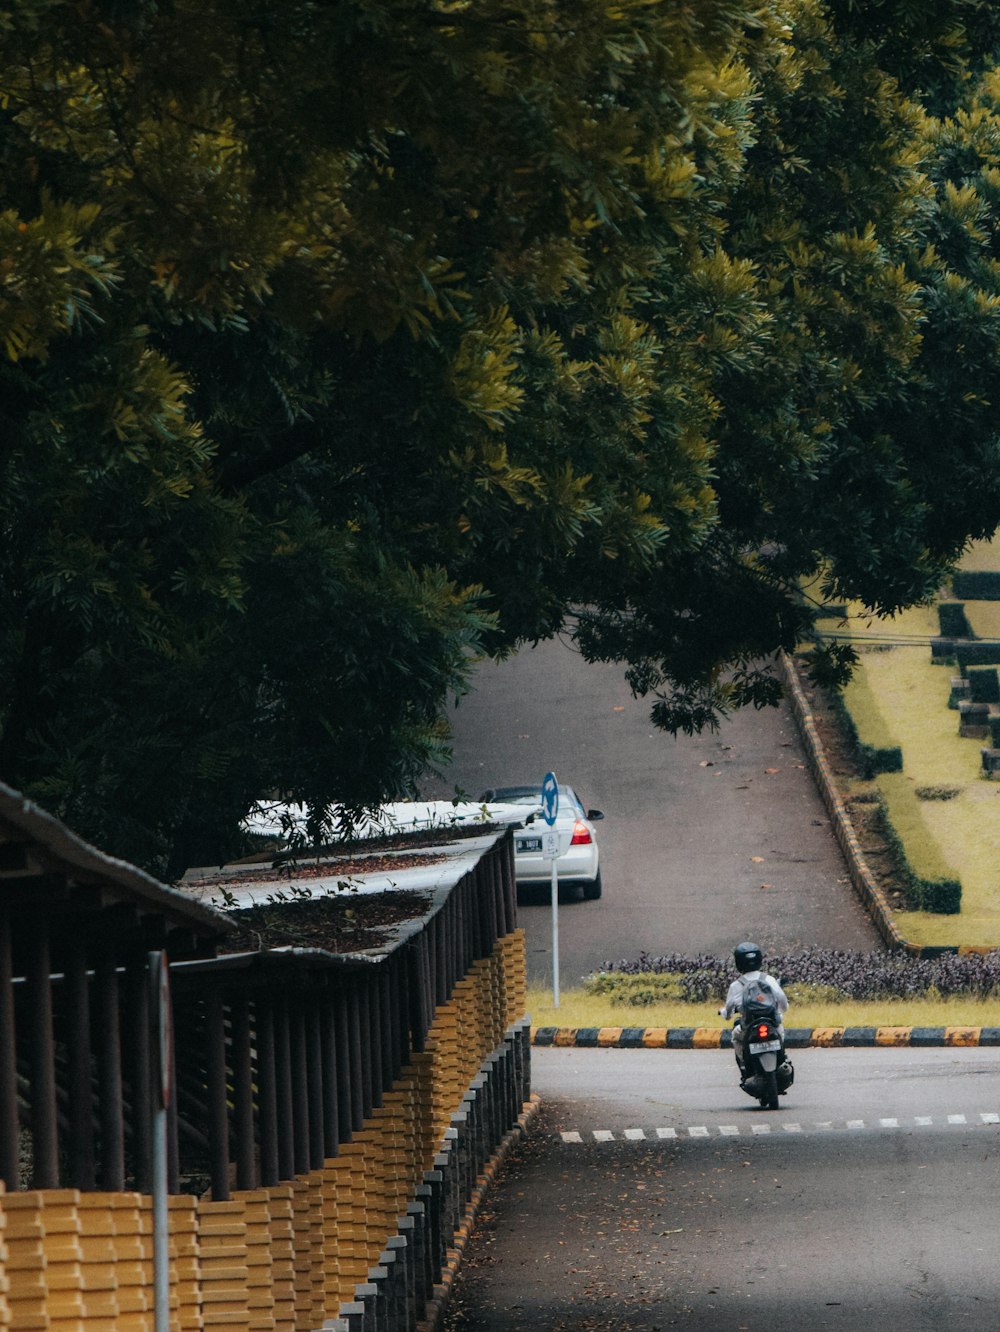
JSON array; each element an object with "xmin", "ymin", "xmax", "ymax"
[{"xmin": 582, "ymin": 869, "xmax": 602, "ymax": 901}]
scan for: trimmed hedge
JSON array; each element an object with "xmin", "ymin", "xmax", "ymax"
[
  {"xmin": 953, "ymin": 571, "xmax": 1000, "ymax": 601},
  {"xmin": 956, "ymin": 641, "xmax": 1000, "ymax": 672},
  {"xmin": 968, "ymin": 667, "xmax": 1000, "ymax": 704},
  {"xmin": 939, "ymin": 602, "xmax": 972, "ymax": 638},
  {"xmin": 832, "ymin": 690, "xmax": 902, "ymax": 777},
  {"xmin": 878, "ymin": 774, "xmax": 962, "ymax": 914}
]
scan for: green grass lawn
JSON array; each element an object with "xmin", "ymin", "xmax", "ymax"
[
  {"xmin": 526, "ymin": 985, "xmax": 1000, "ymax": 1029},
  {"xmin": 832, "ymin": 607, "xmax": 1000, "ymax": 946},
  {"xmin": 958, "ymin": 534, "xmax": 1000, "ymax": 572}
]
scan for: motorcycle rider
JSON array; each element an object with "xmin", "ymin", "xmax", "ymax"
[{"xmin": 720, "ymin": 941, "xmax": 789, "ymax": 1077}]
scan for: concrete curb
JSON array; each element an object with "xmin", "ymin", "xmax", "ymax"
[
  {"xmin": 417, "ymin": 1092, "xmax": 542, "ymax": 1332},
  {"xmin": 531, "ymin": 1025, "xmax": 1000, "ymax": 1048}
]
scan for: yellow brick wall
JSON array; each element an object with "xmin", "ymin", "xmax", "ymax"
[{"xmin": 0, "ymin": 927, "xmax": 526, "ymax": 1332}]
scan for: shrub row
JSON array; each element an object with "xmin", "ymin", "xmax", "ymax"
[
  {"xmin": 956, "ymin": 641, "xmax": 1000, "ymax": 671},
  {"xmin": 877, "ymin": 777, "xmax": 962, "ymax": 914},
  {"xmin": 593, "ymin": 946, "xmax": 1000, "ymax": 1001},
  {"xmin": 938, "ymin": 601, "xmax": 972, "ymax": 638},
  {"xmin": 952, "ymin": 571, "xmax": 1000, "ymax": 601},
  {"xmin": 968, "ymin": 666, "xmax": 1000, "ymax": 704},
  {"xmin": 830, "ymin": 690, "xmax": 902, "ymax": 777}
]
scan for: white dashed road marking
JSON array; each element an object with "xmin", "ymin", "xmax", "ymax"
[{"xmin": 557, "ymin": 1113, "xmax": 1000, "ymax": 1144}]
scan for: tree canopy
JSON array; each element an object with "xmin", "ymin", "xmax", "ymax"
[{"xmin": 2, "ymin": 0, "xmax": 1000, "ymax": 874}]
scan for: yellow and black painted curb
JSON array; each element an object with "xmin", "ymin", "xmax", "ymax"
[
  {"xmin": 418, "ymin": 1093, "xmax": 542, "ymax": 1332},
  {"xmin": 531, "ymin": 1026, "xmax": 1000, "ymax": 1049}
]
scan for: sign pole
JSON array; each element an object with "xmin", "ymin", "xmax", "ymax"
[
  {"xmin": 550, "ymin": 852, "xmax": 559, "ymax": 1008},
  {"xmin": 541, "ymin": 772, "xmax": 560, "ymax": 1009},
  {"xmin": 149, "ymin": 951, "xmax": 173, "ymax": 1332}
]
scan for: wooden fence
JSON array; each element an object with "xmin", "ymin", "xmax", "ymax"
[{"xmin": 0, "ymin": 786, "xmax": 530, "ymax": 1330}]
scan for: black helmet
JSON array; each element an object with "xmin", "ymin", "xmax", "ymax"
[{"xmin": 734, "ymin": 941, "xmax": 763, "ymax": 974}]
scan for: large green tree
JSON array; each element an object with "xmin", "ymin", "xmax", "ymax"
[{"xmin": 1, "ymin": 0, "xmax": 1000, "ymax": 875}]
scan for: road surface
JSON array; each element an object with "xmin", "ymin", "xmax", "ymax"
[
  {"xmin": 444, "ymin": 1046, "xmax": 1000, "ymax": 1330},
  {"xmin": 423, "ymin": 638, "xmax": 880, "ymax": 985}
]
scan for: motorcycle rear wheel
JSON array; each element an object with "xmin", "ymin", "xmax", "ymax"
[{"xmin": 761, "ymin": 1069, "xmax": 779, "ymax": 1110}]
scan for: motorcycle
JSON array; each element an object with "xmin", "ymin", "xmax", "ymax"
[{"xmin": 720, "ymin": 1002, "xmax": 794, "ymax": 1110}]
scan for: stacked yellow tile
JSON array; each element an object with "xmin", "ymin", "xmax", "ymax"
[
  {"xmin": 306, "ymin": 1174, "xmax": 329, "ymax": 1328},
  {"xmin": 242, "ymin": 1190, "xmax": 276, "ymax": 1331},
  {"xmin": 167, "ymin": 1195, "xmax": 200, "ymax": 1331},
  {"xmin": 196, "ymin": 1196, "xmax": 251, "ymax": 1328},
  {"xmin": 502, "ymin": 930, "xmax": 527, "ymax": 1019},
  {"xmin": 329, "ymin": 1139, "xmax": 370, "ymax": 1301},
  {"xmin": 110, "ymin": 1193, "xmax": 151, "ymax": 1329},
  {"xmin": 288, "ymin": 1176, "xmax": 318, "ymax": 1327},
  {"xmin": 263, "ymin": 1185, "xmax": 295, "ymax": 1330},
  {"xmin": 0, "ymin": 1181, "xmax": 8, "ymax": 1329},
  {"xmin": 5, "ymin": 1191, "xmax": 51, "ymax": 1331},
  {"xmin": 403, "ymin": 1048, "xmax": 439, "ymax": 1172},
  {"xmin": 30, "ymin": 1191, "xmax": 84, "ymax": 1331},
  {"xmin": 316, "ymin": 1158, "xmax": 343, "ymax": 1316}
]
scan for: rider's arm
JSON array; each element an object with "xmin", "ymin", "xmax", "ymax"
[
  {"xmin": 767, "ymin": 974, "xmax": 790, "ymax": 1015},
  {"xmin": 722, "ymin": 979, "xmax": 743, "ymax": 1019}
]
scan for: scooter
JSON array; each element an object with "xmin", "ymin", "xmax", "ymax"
[
  {"xmin": 720, "ymin": 1003, "xmax": 794, "ymax": 1110},
  {"xmin": 737, "ymin": 1014, "xmax": 794, "ymax": 1110}
]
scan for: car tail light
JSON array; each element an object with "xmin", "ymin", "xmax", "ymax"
[
  {"xmin": 570, "ymin": 820, "xmax": 592, "ymax": 845},
  {"xmin": 757, "ymin": 1023, "xmax": 770, "ymax": 1040}
]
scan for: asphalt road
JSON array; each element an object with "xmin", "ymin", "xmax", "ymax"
[
  {"xmin": 422, "ymin": 640, "xmax": 976, "ymax": 1330},
  {"xmin": 443, "ymin": 1047, "xmax": 1000, "ymax": 1331},
  {"xmin": 422, "ymin": 638, "xmax": 880, "ymax": 985}
]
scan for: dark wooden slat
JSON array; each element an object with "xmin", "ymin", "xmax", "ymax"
[
  {"xmin": 274, "ymin": 994, "xmax": 295, "ymax": 1181},
  {"xmin": 348, "ymin": 987, "xmax": 364, "ymax": 1132},
  {"xmin": 290, "ymin": 997, "xmax": 310, "ymax": 1176},
  {"xmin": 27, "ymin": 924, "xmax": 59, "ymax": 1187},
  {"xmin": 321, "ymin": 1000, "xmax": 339, "ymax": 1158},
  {"xmin": 358, "ymin": 981, "xmax": 373, "ymax": 1119},
  {"xmin": 95, "ymin": 952, "xmax": 125, "ymax": 1191},
  {"xmin": 256, "ymin": 994, "xmax": 279, "ymax": 1187},
  {"xmin": 232, "ymin": 1000, "xmax": 256, "ymax": 1191},
  {"xmin": 65, "ymin": 943, "xmax": 96, "ymax": 1191},
  {"xmin": 205, "ymin": 992, "xmax": 230, "ymax": 1201},
  {"xmin": 334, "ymin": 991, "xmax": 353, "ymax": 1143},
  {"xmin": 306, "ymin": 1002, "xmax": 325, "ymax": 1170},
  {"xmin": 124, "ymin": 959, "xmax": 152, "ymax": 1193},
  {"xmin": 0, "ymin": 909, "xmax": 20, "ymax": 1188}
]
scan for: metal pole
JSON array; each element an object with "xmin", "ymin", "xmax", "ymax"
[
  {"xmin": 550, "ymin": 855, "xmax": 559, "ymax": 1008},
  {"xmin": 148, "ymin": 951, "xmax": 172, "ymax": 1332}
]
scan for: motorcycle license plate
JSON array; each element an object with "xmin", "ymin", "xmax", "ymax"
[
  {"xmin": 748, "ymin": 1038, "xmax": 781, "ymax": 1054},
  {"xmin": 517, "ymin": 837, "xmax": 543, "ymax": 853}
]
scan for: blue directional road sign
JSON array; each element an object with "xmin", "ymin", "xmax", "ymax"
[{"xmin": 541, "ymin": 771, "xmax": 559, "ymax": 827}]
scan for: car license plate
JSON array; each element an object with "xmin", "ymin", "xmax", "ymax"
[
  {"xmin": 517, "ymin": 837, "xmax": 542, "ymax": 853},
  {"xmin": 748, "ymin": 1038, "xmax": 781, "ymax": 1055}
]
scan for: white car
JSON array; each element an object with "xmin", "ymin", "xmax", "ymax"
[{"xmin": 479, "ymin": 784, "xmax": 604, "ymax": 900}]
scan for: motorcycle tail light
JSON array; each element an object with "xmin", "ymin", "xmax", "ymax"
[
  {"xmin": 757, "ymin": 1023, "xmax": 770, "ymax": 1040},
  {"xmin": 570, "ymin": 820, "xmax": 592, "ymax": 845}
]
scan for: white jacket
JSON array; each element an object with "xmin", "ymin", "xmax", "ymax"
[{"xmin": 723, "ymin": 970, "xmax": 789, "ymax": 1022}]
